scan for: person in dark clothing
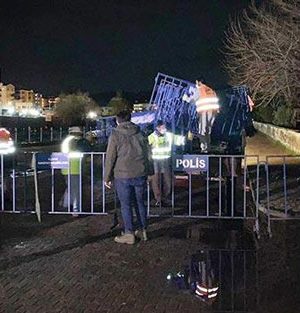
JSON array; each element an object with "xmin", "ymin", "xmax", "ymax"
[{"xmin": 104, "ymin": 110, "xmax": 151, "ymax": 245}]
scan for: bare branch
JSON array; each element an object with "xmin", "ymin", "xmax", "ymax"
[{"xmin": 223, "ymin": 0, "xmax": 300, "ymax": 108}]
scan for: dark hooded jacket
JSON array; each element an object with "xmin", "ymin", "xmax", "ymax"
[{"xmin": 104, "ymin": 121, "xmax": 151, "ymax": 181}]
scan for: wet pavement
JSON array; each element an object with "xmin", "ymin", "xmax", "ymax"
[
  {"xmin": 1, "ymin": 214, "xmax": 300, "ymax": 313},
  {"xmin": 0, "ymin": 132, "xmax": 300, "ymax": 312}
]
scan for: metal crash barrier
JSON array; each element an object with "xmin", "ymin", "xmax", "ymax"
[
  {"xmin": 147, "ymin": 155, "xmax": 260, "ymax": 235},
  {"xmin": 0, "ymin": 152, "xmax": 259, "ymax": 230},
  {"xmin": 0, "ymin": 152, "xmax": 113, "ymax": 217},
  {"xmin": 261, "ymin": 155, "xmax": 300, "ymax": 236},
  {"xmin": 2, "ymin": 151, "xmax": 300, "ymax": 237}
]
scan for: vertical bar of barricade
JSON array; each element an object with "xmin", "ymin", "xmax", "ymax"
[
  {"xmin": 24, "ymin": 161, "xmax": 28, "ymax": 211},
  {"xmin": 231, "ymin": 156, "xmax": 234, "ymax": 217},
  {"xmin": 218, "ymin": 250, "xmax": 222, "ymax": 311},
  {"xmin": 68, "ymin": 159, "xmax": 71, "ymax": 213},
  {"xmin": 206, "ymin": 157, "xmax": 209, "ymax": 217},
  {"xmin": 33, "ymin": 153, "xmax": 41, "ymax": 222},
  {"xmin": 102, "ymin": 153, "xmax": 105, "ymax": 213},
  {"xmin": 283, "ymin": 156, "xmax": 287, "ymax": 217},
  {"xmin": 147, "ymin": 181, "xmax": 150, "ymax": 216},
  {"xmin": 255, "ymin": 250, "xmax": 259, "ymax": 308},
  {"xmin": 91, "ymin": 153, "xmax": 94, "ymax": 213},
  {"xmin": 50, "ymin": 127, "xmax": 53, "ymax": 142},
  {"xmin": 171, "ymin": 167, "xmax": 174, "ymax": 214},
  {"xmin": 243, "ymin": 251, "xmax": 246, "ymax": 310},
  {"xmin": 219, "ymin": 157, "xmax": 222, "ymax": 217},
  {"xmin": 266, "ymin": 159, "xmax": 271, "ymax": 236},
  {"xmin": 188, "ymin": 172, "xmax": 192, "ymax": 216},
  {"xmin": 148, "ymin": 74, "xmax": 157, "ymax": 105},
  {"xmin": 231, "ymin": 250, "xmax": 234, "ymax": 311},
  {"xmin": 159, "ymin": 172, "xmax": 162, "ymax": 213},
  {"xmin": 28, "ymin": 126, "xmax": 31, "ymax": 143},
  {"xmin": 51, "ymin": 168, "xmax": 54, "ymax": 213},
  {"xmin": 1, "ymin": 154, "xmax": 4, "ymax": 211},
  {"xmin": 79, "ymin": 155, "xmax": 82, "ymax": 213},
  {"xmin": 14, "ymin": 127, "xmax": 18, "ymax": 143},
  {"xmin": 40, "ymin": 127, "xmax": 43, "ymax": 143},
  {"xmin": 256, "ymin": 159, "xmax": 260, "ymax": 233},
  {"xmin": 243, "ymin": 156, "xmax": 247, "ymax": 218},
  {"xmin": 59, "ymin": 127, "xmax": 63, "ymax": 140},
  {"xmin": 12, "ymin": 167, "xmax": 16, "ymax": 212}
]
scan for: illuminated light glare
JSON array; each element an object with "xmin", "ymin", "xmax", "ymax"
[
  {"xmin": 167, "ymin": 274, "xmax": 172, "ymax": 280},
  {"xmin": 152, "ymin": 147, "xmax": 172, "ymax": 153},
  {"xmin": 195, "ymin": 290, "xmax": 205, "ymax": 296},
  {"xmin": 198, "ymin": 286, "xmax": 208, "ymax": 292},
  {"xmin": 68, "ymin": 152, "xmax": 83, "ymax": 159},
  {"xmin": 208, "ymin": 293, "xmax": 218, "ymax": 299},
  {"xmin": 208, "ymin": 287, "xmax": 219, "ymax": 292},
  {"xmin": 152, "ymin": 155, "xmax": 170, "ymax": 160},
  {"xmin": 196, "ymin": 104, "xmax": 220, "ymax": 112},
  {"xmin": 7, "ymin": 107, "xmax": 15, "ymax": 115},
  {"xmin": 87, "ymin": 111, "xmax": 97, "ymax": 119},
  {"xmin": 20, "ymin": 109, "xmax": 28, "ymax": 116},
  {"xmin": 196, "ymin": 97, "xmax": 219, "ymax": 105}
]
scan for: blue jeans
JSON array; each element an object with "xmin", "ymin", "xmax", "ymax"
[{"xmin": 115, "ymin": 176, "xmax": 147, "ymax": 233}]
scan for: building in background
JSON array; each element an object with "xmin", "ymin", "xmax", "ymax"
[
  {"xmin": 47, "ymin": 97, "xmax": 59, "ymax": 110},
  {"xmin": 0, "ymin": 79, "xmax": 57, "ymax": 118},
  {"xmin": 18, "ymin": 89, "xmax": 34, "ymax": 103},
  {"xmin": 0, "ymin": 83, "xmax": 15, "ymax": 114}
]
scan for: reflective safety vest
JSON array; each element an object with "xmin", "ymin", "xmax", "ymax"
[
  {"xmin": 61, "ymin": 135, "xmax": 82, "ymax": 175},
  {"xmin": 148, "ymin": 131, "xmax": 185, "ymax": 160},
  {"xmin": 196, "ymin": 82, "xmax": 219, "ymax": 113},
  {"xmin": 195, "ymin": 282, "xmax": 219, "ymax": 300},
  {"xmin": 0, "ymin": 128, "xmax": 16, "ymax": 155}
]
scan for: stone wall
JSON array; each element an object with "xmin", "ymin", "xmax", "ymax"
[{"xmin": 254, "ymin": 121, "xmax": 300, "ymax": 154}]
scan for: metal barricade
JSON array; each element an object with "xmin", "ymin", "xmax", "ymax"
[
  {"xmin": 10, "ymin": 127, "xmax": 69, "ymax": 144},
  {"xmin": 3, "ymin": 151, "xmax": 300, "ymax": 238},
  {"xmin": 263, "ymin": 155, "xmax": 300, "ymax": 236},
  {"xmin": 147, "ymin": 155, "xmax": 260, "ymax": 235},
  {"xmin": 0, "ymin": 152, "xmax": 115, "ymax": 216}
]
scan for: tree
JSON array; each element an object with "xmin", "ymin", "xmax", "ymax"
[
  {"xmin": 55, "ymin": 92, "xmax": 99, "ymax": 126},
  {"xmin": 224, "ymin": 0, "xmax": 300, "ymax": 110},
  {"xmin": 108, "ymin": 90, "xmax": 132, "ymax": 115}
]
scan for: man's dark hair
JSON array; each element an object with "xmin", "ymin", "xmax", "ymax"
[
  {"xmin": 116, "ymin": 110, "xmax": 131, "ymax": 123},
  {"xmin": 156, "ymin": 120, "xmax": 165, "ymax": 127}
]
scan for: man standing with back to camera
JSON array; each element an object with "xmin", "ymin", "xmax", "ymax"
[{"xmin": 104, "ymin": 110, "xmax": 151, "ymax": 245}]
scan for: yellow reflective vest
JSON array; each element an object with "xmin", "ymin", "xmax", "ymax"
[
  {"xmin": 61, "ymin": 135, "xmax": 82, "ymax": 175},
  {"xmin": 148, "ymin": 131, "xmax": 185, "ymax": 160}
]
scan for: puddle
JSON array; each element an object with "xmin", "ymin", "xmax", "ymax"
[
  {"xmin": 166, "ymin": 223, "xmax": 300, "ymax": 312},
  {"xmin": 167, "ymin": 249, "xmax": 257, "ymax": 311}
]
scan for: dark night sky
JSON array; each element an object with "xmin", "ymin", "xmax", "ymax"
[{"xmin": 0, "ymin": 0, "xmax": 251, "ymax": 97}]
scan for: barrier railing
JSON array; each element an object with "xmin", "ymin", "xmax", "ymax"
[
  {"xmin": 7, "ymin": 126, "xmax": 96, "ymax": 144},
  {"xmin": 146, "ymin": 155, "xmax": 260, "ymax": 235},
  {"xmin": 263, "ymin": 155, "xmax": 300, "ymax": 236},
  {"xmin": 3, "ymin": 151, "xmax": 300, "ymax": 237},
  {"xmin": 0, "ymin": 152, "xmax": 260, "ymax": 233},
  {"xmin": 0, "ymin": 152, "xmax": 113, "ymax": 216}
]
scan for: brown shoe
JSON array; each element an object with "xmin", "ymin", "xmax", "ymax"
[{"xmin": 114, "ymin": 233, "xmax": 135, "ymax": 245}]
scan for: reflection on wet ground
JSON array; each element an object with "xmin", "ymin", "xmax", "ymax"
[{"xmin": 166, "ymin": 221, "xmax": 300, "ymax": 313}]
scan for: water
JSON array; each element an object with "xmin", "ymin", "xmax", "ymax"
[{"xmin": 166, "ymin": 221, "xmax": 300, "ymax": 313}]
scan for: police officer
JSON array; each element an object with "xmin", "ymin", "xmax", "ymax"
[
  {"xmin": 148, "ymin": 121, "xmax": 185, "ymax": 206},
  {"xmin": 60, "ymin": 126, "xmax": 90, "ymax": 216}
]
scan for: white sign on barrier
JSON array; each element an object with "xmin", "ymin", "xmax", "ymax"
[{"xmin": 173, "ymin": 155, "xmax": 208, "ymax": 172}]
